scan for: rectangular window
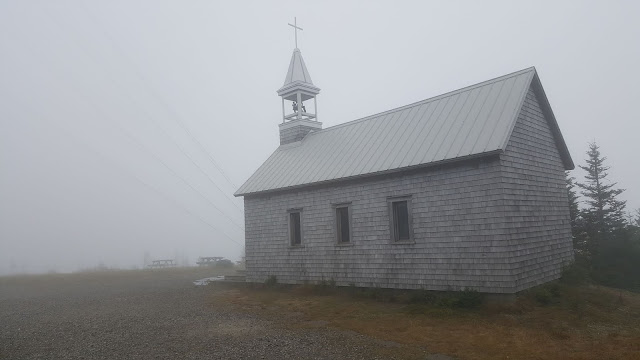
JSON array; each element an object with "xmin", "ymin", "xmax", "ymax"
[
  {"xmin": 335, "ymin": 206, "xmax": 350, "ymax": 243},
  {"xmin": 391, "ymin": 199, "xmax": 412, "ymax": 242},
  {"xmin": 289, "ymin": 211, "xmax": 302, "ymax": 246}
]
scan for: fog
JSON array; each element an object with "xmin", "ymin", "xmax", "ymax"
[{"xmin": 1, "ymin": 0, "xmax": 638, "ymax": 275}]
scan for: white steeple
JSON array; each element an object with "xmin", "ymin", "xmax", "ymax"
[
  {"xmin": 277, "ymin": 18, "xmax": 321, "ymax": 145},
  {"xmin": 281, "ymin": 48, "xmax": 315, "ymax": 86},
  {"xmin": 277, "ymin": 47, "xmax": 321, "ymax": 123}
]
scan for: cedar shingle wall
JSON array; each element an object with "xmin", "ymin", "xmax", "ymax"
[
  {"xmin": 280, "ymin": 124, "xmax": 318, "ymax": 145},
  {"xmin": 244, "ymin": 158, "xmax": 517, "ymax": 293},
  {"xmin": 500, "ymin": 87, "xmax": 573, "ymax": 291}
]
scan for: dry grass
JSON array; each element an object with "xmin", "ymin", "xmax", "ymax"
[{"xmin": 220, "ymin": 283, "xmax": 640, "ymax": 360}]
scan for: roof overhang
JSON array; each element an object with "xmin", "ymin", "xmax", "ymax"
[
  {"xmin": 531, "ymin": 72, "xmax": 574, "ymax": 170},
  {"xmin": 234, "ymin": 149, "xmax": 502, "ymax": 197},
  {"xmin": 277, "ymin": 81, "xmax": 321, "ymax": 101}
]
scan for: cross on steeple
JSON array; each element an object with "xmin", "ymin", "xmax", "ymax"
[{"xmin": 288, "ymin": 17, "xmax": 303, "ymax": 49}]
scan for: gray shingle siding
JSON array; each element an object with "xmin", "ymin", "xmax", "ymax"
[
  {"xmin": 280, "ymin": 123, "xmax": 320, "ymax": 145},
  {"xmin": 244, "ymin": 157, "xmax": 520, "ymax": 293},
  {"xmin": 500, "ymin": 87, "xmax": 573, "ymax": 292}
]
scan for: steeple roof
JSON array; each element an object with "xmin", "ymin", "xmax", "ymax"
[
  {"xmin": 277, "ymin": 48, "xmax": 320, "ymax": 100},
  {"xmin": 282, "ymin": 48, "xmax": 314, "ymax": 86}
]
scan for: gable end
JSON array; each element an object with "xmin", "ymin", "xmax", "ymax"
[{"xmin": 502, "ymin": 71, "xmax": 574, "ymax": 170}]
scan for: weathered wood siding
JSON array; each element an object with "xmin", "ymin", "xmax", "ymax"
[
  {"xmin": 500, "ymin": 87, "xmax": 573, "ymax": 291},
  {"xmin": 279, "ymin": 122, "xmax": 322, "ymax": 145},
  {"xmin": 243, "ymin": 157, "xmax": 521, "ymax": 293}
]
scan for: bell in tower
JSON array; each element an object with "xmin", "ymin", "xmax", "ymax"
[{"xmin": 278, "ymin": 47, "xmax": 320, "ymax": 123}]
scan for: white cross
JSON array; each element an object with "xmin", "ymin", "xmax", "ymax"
[{"xmin": 288, "ymin": 17, "xmax": 303, "ymax": 49}]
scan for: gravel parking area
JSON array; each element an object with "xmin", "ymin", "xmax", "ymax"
[{"xmin": 0, "ymin": 269, "xmax": 413, "ymax": 359}]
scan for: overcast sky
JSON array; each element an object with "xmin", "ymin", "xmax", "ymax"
[{"xmin": 1, "ymin": 1, "xmax": 638, "ymax": 275}]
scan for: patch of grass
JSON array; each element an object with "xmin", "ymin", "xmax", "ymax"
[
  {"xmin": 531, "ymin": 285, "xmax": 558, "ymax": 306},
  {"xmin": 218, "ymin": 282, "xmax": 640, "ymax": 360},
  {"xmin": 560, "ymin": 262, "xmax": 590, "ymax": 286},
  {"xmin": 408, "ymin": 288, "xmax": 484, "ymax": 309}
]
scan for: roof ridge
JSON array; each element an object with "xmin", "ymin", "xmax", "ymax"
[{"xmin": 307, "ymin": 67, "xmax": 536, "ymax": 137}]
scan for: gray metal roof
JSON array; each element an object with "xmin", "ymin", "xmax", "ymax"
[
  {"xmin": 281, "ymin": 48, "xmax": 314, "ymax": 87},
  {"xmin": 277, "ymin": 48, "xmax": 320, "ymax": 100},
  {"xmin": 236, "ymin": 67, "xmax": 572, "ymax": 196}
]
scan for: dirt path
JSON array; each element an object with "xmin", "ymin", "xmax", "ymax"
[{"xmin": 0, "ymin": 269, "xmax": 420, "ymax": 359}]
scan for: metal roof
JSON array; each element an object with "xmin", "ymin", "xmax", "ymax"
[
  {"xmin": 281, "ymin": 48, "xmax": 313, "ymax": 87},
  {"xmin": 277, "ymin": 48, "xmax": 320, "ymax": 100},
  {"xmin": 236, "ymin": 67, "xmax": 572, "ymax": 196}
]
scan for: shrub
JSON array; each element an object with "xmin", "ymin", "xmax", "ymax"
[
  {"xmin": 314, "ymin": 278, "xmax": 337, "ymax": 295},
  {"xmin": 214, "ymin": 259, "xmax": 234, "ymax": 268},
  {"xmin": 529, "ymin": 283, "xmax": 562, "ymax": 306},
  {"xmin": 533, "ymin": 287, "xmax": 554, "ymax": 306},
  {"xmin": 355, "ymin": 286, "xmax": 385, "ymax": 300},
  {"xmin": 452, "ymin": 289, "xmax": 485, "ymax": 309},
  {"xmin": 264, "ymin": 275, "xmax": 278, "ymax": 287},
  {"xmin": 561, "ymin": 262, "xmax": 589, "ymax": 286},
  {"xmin": 317, "ymin": 278, "xmax": 336, "ymax": 288},
  {"xmin": 408, "ymin": 290, "xmax": 438, "ymax": 305},
  {"xmin": 407, "ymin": 289, "xmax": 484, "ymax": 309}
]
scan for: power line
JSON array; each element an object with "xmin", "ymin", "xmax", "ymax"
[
  {"xmin": 62, "ymin": 123, "xmax": 244, "ymax": 247},
  {"xmin": 43, "ymin": 2, "xmax": 244, "ymax": 216},
  {"xmin": 17, "ymin": 5, "xmax": 246, "ymax": 236},
  {"xmin": 113, "ymin": 118, "xmax": 247, "ymax": 232},
  {"xmin": 37, "ymin": 4, "xmax": 246, "ymax": 232},
  {"xmin": 10, "ymin": 95, "xmax": 243, "ymax": 248},
  {"xmin": 77, "ymin": 2, "xmax": 240, "ymax": 192}
]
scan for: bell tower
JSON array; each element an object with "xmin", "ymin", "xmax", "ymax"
[{"xmin": 277, "ymin": 18, "xmax": 321, "ymax": 145}]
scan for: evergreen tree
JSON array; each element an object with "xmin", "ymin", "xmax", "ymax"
[
  {"xmin": 574, "ymin": 142, "xmax": 638, "ymax": 290},
  {"xmin": 566, "ymin": 172, "xmax": 580, "ymax": 227},
  {"xmin": 576, "ymin": 142, "xmax": 627, "ymax": 236},
  {"xmin": 566, "ymin": 172, "xmax": 586, "ymax": 254}
]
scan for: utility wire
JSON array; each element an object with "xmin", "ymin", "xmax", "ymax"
[
  {"xmin": 59, "ymin": 121, "xmax": 244, "ymax": 247},
  {"xmin": 25, "ymin": 4, "xmax": 246, "ymax": 234},
  {"xmin": 77, "ymin": 2, "xmax": 240, "ymax": 191},
  {"xmin": 38, "ymin": 4, "xmax": 245, "ymax": 231},
  {"xmin": 48, "ymin": 3, "xmax": 244, "ymax": 215},
  {"xmin": 7, "ymin": 93, "xmax": 243, "ymax": 248}
]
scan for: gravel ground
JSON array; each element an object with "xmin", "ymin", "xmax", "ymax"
[{"xmin": 0, "ymin": 269, "xmax": 419, "ymax": 359}]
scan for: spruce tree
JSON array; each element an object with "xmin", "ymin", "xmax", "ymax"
[
  {"xmin": 566, "ymin": 172, "xmax": 580, "ymax": 228},
  {"xmin": 574, "ymin": 143, "xmax": 638, "ymax": 290},
  {"xmin": 576, "ymin": 142, "xmax": 627, "ymax": 235},
  {"xmin": 566, "ymin": 172, "xmax": 586, "ymax": 254}
]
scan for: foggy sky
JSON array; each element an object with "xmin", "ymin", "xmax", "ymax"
[{"xmin": 1, "ymin": 1, "xmax": 639, "ymax": 275}]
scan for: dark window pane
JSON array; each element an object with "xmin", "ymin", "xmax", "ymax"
[
  {"xmin": 337, "ymin": 207, "xmax": 350, "ymax": 243},
  {"xmin": 290, "ymin": 212, "xmax": 301, "ymax": 245},
  {"xmin": 393, "ymin": 201, "xmax": 410, "ymax": 241}
]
